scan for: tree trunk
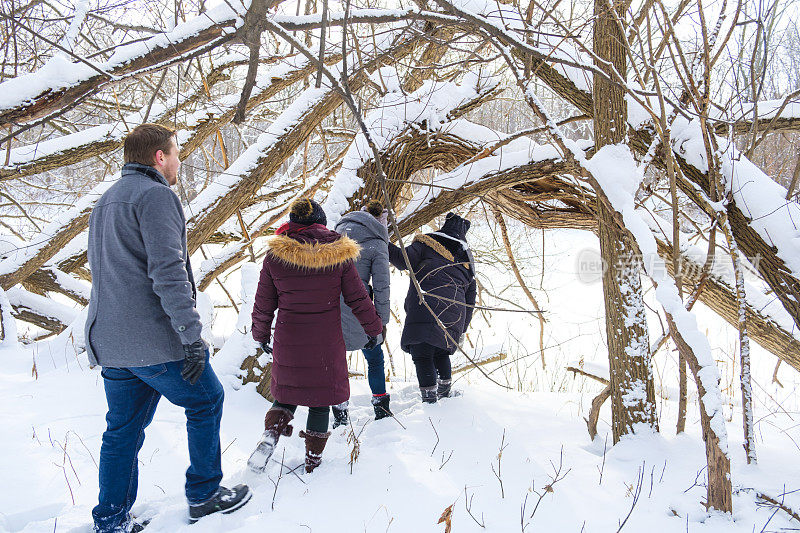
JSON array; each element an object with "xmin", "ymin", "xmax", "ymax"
[{"xmin": 593, "ymin": 0, "xmax": 658, "ymax": 442}]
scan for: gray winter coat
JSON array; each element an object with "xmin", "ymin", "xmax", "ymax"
[
  {"xmin": 85, "ymin": 163, "xmax": 202, "ymax": 368},
  {"xmin": 335, "ymin": 211, "xmax": 390, "ymax": 350}
]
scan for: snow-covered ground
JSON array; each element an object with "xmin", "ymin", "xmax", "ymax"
[{"xmin": 2, "ymin": 226, "xmax": 800, "ymax": 532}]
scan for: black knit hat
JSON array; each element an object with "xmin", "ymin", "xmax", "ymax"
[
  {"xmin": 439, "ymin": 212, "xmax": 470, "ymax": 241},
  {"xmin": 289, "ymin": 198, "xmax": 327, "ymax": 226}
]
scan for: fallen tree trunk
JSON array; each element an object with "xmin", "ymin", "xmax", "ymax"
[
  {"xmin": 23, "ymin": 267, "xmax": 90, "ymax": 306},
  {"xmin": 7, "ymin": 287, "xmax": 76, "ymax": 333},
  {"xmin": 397, "ymin": 159, "xmax": 576, "ymax": 236},
  {"xmin": 0, "ymin": 64, "xmax": 231, "ymax": 181},
  {"xmin": 0, "ymin": 206, "xmax": 94, "ymax": 290}
]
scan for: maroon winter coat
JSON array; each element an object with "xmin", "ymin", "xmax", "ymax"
[{"xmin": 251, "ymin": 222, "xmax": 383, "ymax": 406}]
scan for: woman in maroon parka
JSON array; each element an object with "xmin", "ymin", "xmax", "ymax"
[{"xmin": 247, "ymin": 198, "xmax": 383, "ymax": 474}]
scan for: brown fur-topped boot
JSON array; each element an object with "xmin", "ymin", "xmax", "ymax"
[
  {"xmin": 298, "ymin": 429, "xmax": 331, "ymax": 473},
  {"xmin": 247, "ymin": 407, "xmax": 294, "ymax": 473}
]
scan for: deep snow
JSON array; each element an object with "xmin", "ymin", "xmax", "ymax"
[{"xmin": 2, "ymin": 227, "xmax": 800, "ymax": 533}]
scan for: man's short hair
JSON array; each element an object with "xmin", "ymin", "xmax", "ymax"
[{"xmin": 124, "ymin": 124, "xmax": 176, "ymax": 165}]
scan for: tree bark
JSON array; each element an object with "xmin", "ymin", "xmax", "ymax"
[{"xmin": 593, "ymin": 0, "xmax": 658, "ymax": 442}]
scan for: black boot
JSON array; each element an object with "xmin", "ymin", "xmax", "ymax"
[
  {"xmin": 188, "ymin": 484, "xmax": 252, "ymax": 524},
  {"xmin": 436, "ymin": 378, "xmax": 452, "ymax": 399},
  {"xmin": 371, "ymin": 394, "xmax": 392, "ymax": 420},
  {"xmin": 420, "ymin": 385, "xmax": 437, "ymax": 404},
  {"xmin": 331, "ymin": 401, "xmax": 349, "ymax": 429}
]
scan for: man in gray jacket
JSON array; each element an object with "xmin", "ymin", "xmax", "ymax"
[
  {"xmin": 334, "ymin": 200, "xmax": 392, "ymax": 422},
  {"xmin": 86, "ymin": 124, "xmax": 249, "ymax": 532}
]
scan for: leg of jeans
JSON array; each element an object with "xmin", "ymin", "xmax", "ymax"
[
  {"xmin": 93, "ymin": 367, "xmax": 161, "ymax": 533},
  {"xmin": 306, "ymin": 406, "xmax": 330, "ymax": 433},
  {"xmin": 361, "ymin": 345, "xmax": 387, "ymax": 395},
  {"xmin": 409, "ymin": 344, "xmax": 437, "ymax": 388},
  {"xmin": 433, "ymin": 348, "xmax": 452, "ymax": 381},
  {"xmin": 131, "ymin": 357, "xmax": 224, "ymax": 504}
]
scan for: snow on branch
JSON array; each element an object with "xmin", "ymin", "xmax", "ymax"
[
  {"xmin": 585, "ymin": 144, "xmax": 729, "ymax": 456},
  {"xmin": 672, "ymin": 117, "xmax": 800, "ymax": 280},
  {"xmin": 0, "ymin": 2, "xmax": 245, "ymax": 125},
  {"xmin": 323, "ymin": 73, "xmax": 502, "ymax": 224},
  {"xmin": 177, "ymin": 53, "xmax": 333, "ymax": 158},
  {"xmin": 0, "ymin": 177, "xmax": 116, "ymax": 290},
  {"xmin": 184, "ymin": 28, "xmax": 423, "ymax": 250},
  {"xmin": 0, "ymin": 287, "xmax": 18, "ymax": 345},
  {"xmin": 7, "ymin": 286, "xmax": 79, "ymax": 333},
  {"xmin": 400, "ymin": 119, "xmax": 564, "ymax": 219},
  {"xmin": 0, "ymin": 64, "xmax": 231, "ymax": 180}
]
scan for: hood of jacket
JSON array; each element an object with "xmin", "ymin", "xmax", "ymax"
[
  {"xmin": 413, "ymin": 234, "xmax": 456, "ymax": 262},
  {"xmin": 414, "ymin": 233, "xmax": 474, "ymax": 272},
  {"xmin": 335, "ymin": 210, "xmax": 388, "ymax": 244},
  {"xmin": 267, "ymin": 223, "xmax": 360, "ymax": 269}
]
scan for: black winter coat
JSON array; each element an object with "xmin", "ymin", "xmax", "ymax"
[{"xmin": 388, "ymin": 216, "xmax": 476, "ymax": 354}]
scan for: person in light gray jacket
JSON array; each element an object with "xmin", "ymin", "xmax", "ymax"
[
  {"xmin": 333, "ymin": 200, "xmax": 393, "ymax": 422},
  {"xmin": 86, "ymin": 124, "xmax": 249, "ymax": 533}
]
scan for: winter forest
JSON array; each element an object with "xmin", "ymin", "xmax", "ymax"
[{"xmin": 1, "ymin": 0, "xmax": 800, "ymax": 530}]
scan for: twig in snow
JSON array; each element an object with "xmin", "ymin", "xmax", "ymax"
[
  {"xmin": 269, "ymin": 448, "xmax": 286, "ymax": 510},
  {"xmin": 490, "ymin": 429, "xmax": 508, "ymax": 498},
  {"xmin": 347, "ymin": 417, "xmax": 369, "ymax": 474},
  {"xmin": 269, "ymin": 457, "xmax": 306, "ymax": 484},
  {"xmin": 67, "ymin": 430, "xmax": 97, "ymax": 469},
  {"xmin": 616, "ymin": 462, "xmax": 645, "ymax": 533},
  {"xmin": 649, "ymin": 463, "xmax": 656, "ymax": 498},
  {"xmin": 746, "ymin": 486, "xmax": 800, "ymax": 525},
  {"xmin": 222, "ymin": 437, "xmax": 237, "ymax": 456},
  {"xmin": 683, "ymin": 466, "xmax": 707, "ymax": 494},
  {"xmin": 772, "ymin": 359, "xmax": 783, "ymax": 388},
  {"xmin": 429, "ymin": 417, "xmax": 439, "ymax": 456},
  {"xmin": 464, "ymin": 486, "xmax": 485, "ymax": 528},
  {"xmin": 598, "ymin": 435, "xmax": 608, "ymax": 486},
  {"xmin": 439, "ymin": 450, "xmax": 453, "ymax": 470},
  {"xmin": 567, "ymin": 366, "xmax": 609, "ymax": 385},
  {"xmin": 528, "ymin": 447, "xmax": 570, "ymax": 521}
]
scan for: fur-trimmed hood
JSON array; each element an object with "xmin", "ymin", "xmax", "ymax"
[
  {"xmin": 413, "ymin": 233, "xmax": 472, "ymax": 270},
  {"xmin": 267, "ymin": 233, "xmax": 361, "ymax": 270},
  {"xmin": 414, "ymin": 234, "xmax": 455, "ymax": 261}
]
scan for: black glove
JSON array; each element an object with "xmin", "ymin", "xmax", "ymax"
[
  {"xmin": 181, "ymin": 339, "xmax": 206, "ymax": 385},
  {"xmin": 382, "ymin": 325, "xmax": 387, "ymax": 340},
  {"xmin": 260, "ymin": 342, "xmax": 273, "ymax": 355},
  {"xmin": 364, "ymin": 335, "xmax": 378, "ymax": 350}
]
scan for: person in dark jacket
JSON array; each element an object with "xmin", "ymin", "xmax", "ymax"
[
  {"xmin": 248, "ymin": 198, "xmax": 383, "ymax": 474},
  {"xmin": 388, "ymin": 212, "xmax": 476, "ymax": 403},
  {"xmin": 333, "ymin": 200, "xmax": 393, "ymax": 425},
  {"xmin": 86, "ymin": 124, "xmax": 250, "ymax": 533}
]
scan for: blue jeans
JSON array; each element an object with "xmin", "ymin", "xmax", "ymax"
[
  {"xmin": 362, "ymin": 344, "xmax": 386, "ymax": 395},
  {"xmin": 92, "ymin": 354, "xmax": 224, "ymax": 532}
]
